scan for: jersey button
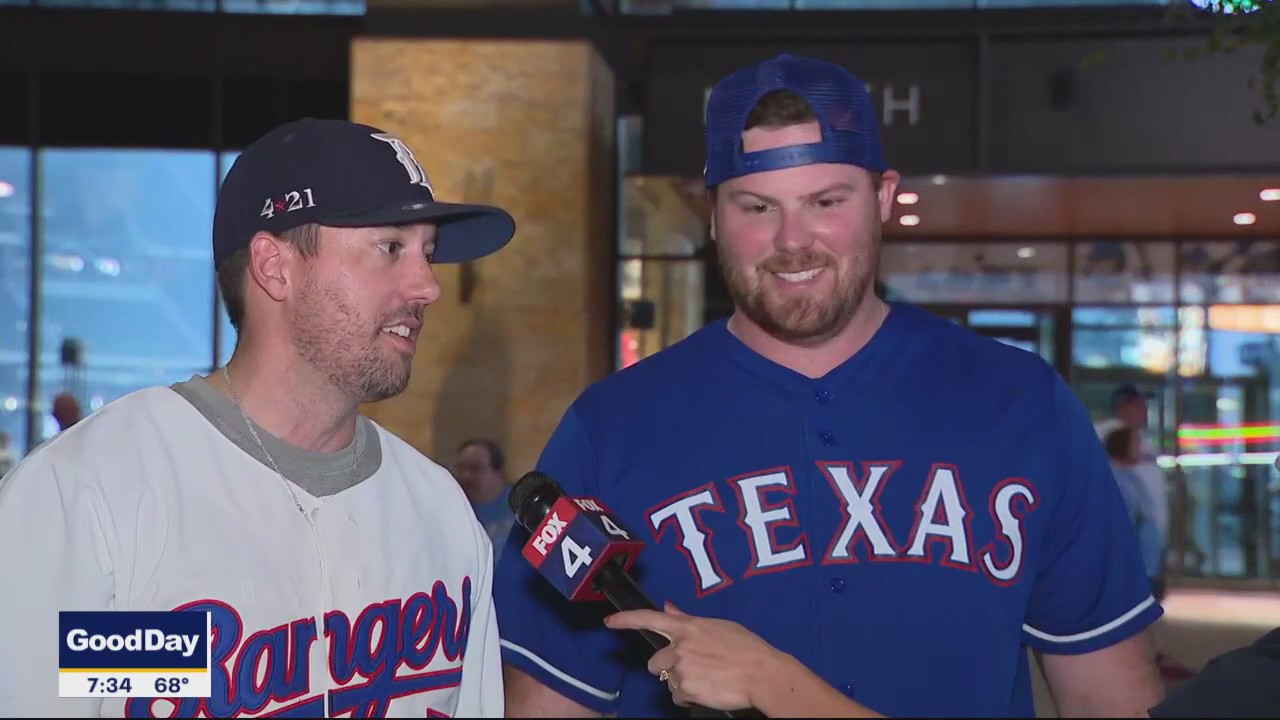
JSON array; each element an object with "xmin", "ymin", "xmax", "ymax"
[
  {"xmin": 818, "ymin": 428, "xmax": 835, "ymax": 445},
  {"xmin": 840, "ymin": 683, "xmax": 855, "ymax": 697},
  {"xmin": 829, "ymin": 577, "xmax": 846, "ymax": 593},
  {"xmin": 815, "ymin": 388, "xmax": 831, "ymax": 404}
]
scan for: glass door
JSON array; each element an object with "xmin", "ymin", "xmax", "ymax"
[{"xmin": 922, "ymin": 306, "xmax": 1061, "ymax": 372}]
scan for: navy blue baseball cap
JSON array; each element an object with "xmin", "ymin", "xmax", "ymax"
[
  {"xmin": 213, "ymin": 118, "xmax": 516, "ymax": 269},
  {"xmin": 703, "ymin": 53, "xmax": 888, "ymax": 189}
]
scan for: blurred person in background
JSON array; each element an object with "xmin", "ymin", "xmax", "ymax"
[
  {"xmin": 1097, "ymin": 384, "xmax": 1169, "ymax": 600},
  {"xmin": 456, "ymin": 437, "xmax": 515, "ymax": 562},
  {"xmin": 51, "ymin": 392, "xmax": 82, "ymax": 433},
  {"xmin": 1099, "ymin": 397, "xmax": 1194, "ymax": 684},
  {"xmin": 1105, "ymin": 426, "xmax": 1165, "ymax": 595},
  {"xmin": 0, "ymin": 432, "xmax": 14, "ymax": 477}
]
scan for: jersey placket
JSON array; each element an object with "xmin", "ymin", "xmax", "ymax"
[{"xmin": 803, "ymin": 378, "xmax": 852, "ymax": 697}]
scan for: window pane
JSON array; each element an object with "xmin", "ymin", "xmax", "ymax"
[
  {"xmin": 618, "ymin": 116, "xmax": 643, "ymax": 177},
  {"xmin": 797, "ymin": 0, "xmax": 973, "ymax": 7},
  {"xmin": 1073, "ymin": 240, "xmax": 1175, "ymax": 304},
  {"xmin": 1073, "ymin": 326, "xmax": 1179, "ymax": 374},
  {"xmin": 1169, "ymin": 300, "xmax": 1280, "ymax": 581},
  {"xmin": 216, "ymin": 151, "xmax": 240, "ymax": 368},
  {"xmin": 36, "ymin": 0, "xmax": 215, "ymax": 10},
  {"xmin": 967, "ymin": 309, "xmax": 1036, "ymax": 328},
  {"xmin": 220, "ymin": 0, "xmax": 364, "ymax": 14},
  {"xmin": 35, "ymin": 149, "xmax": 216, "ymax": 443},
  {"xmin": 979, "ymin": 0, "xmax": 1169, "ymax": 5},
  {"xmin": 0, "ymin": 146, "xmax": 32, "ymax": 459},
  {"xmin": 1070, "ymin": 303, "xmax": 1179, "ymax": 446},
  {"xmin": 1175, "ymin": 369, "xmax": 1280, "ymax": 579},
  {"xmin": 1072, "ymin": 306, "xmax": 1177, "ymax": 328},
  {"xmin": 1180, "ymin": 240, "xmax": 1280, "ymax": 305},
  {"xmin": 626, "ymin": 0, "xmax": 792, "ymax": 9},
  {"xmin": 617, "ymin": 259, "xmax": 705, "ymax": 370},
  {"xmin": 620, "ymin": 177, "xmax": 707, "ymax": 258},
  {"xmin": 879, "ymin": 241, "xmax": 1068, "ymax": 304}
]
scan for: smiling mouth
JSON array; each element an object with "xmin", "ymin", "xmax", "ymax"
[
  {"xmin": 772, "ymin": 268, "xmax": 825, "ymax": 283},
  {"xmin": 382, "ymin": 324, "xmax": 412, "ymax": 338}
]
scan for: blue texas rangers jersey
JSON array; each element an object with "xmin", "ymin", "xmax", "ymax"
[{"xmin": 493, "ymin": 302, "xmax": 1162, "ymax": 718}]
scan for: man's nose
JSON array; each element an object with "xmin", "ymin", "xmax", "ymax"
[
  {"xmin": 773, "ymin": 210, "xmax": 815, "ymax": 253},
  {"xmin": 404, "ymin": 255, "xmax": 443, "ymax": 306}
]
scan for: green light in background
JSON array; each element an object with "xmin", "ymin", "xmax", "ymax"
[{"xmin": 1190, "ymin": 0, "xmax": 1268, "ymax": 14}]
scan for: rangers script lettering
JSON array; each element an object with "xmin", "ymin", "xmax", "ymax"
[{"xmin": 124, "ymin": 579, "xmax": 472, "ymax": 719}]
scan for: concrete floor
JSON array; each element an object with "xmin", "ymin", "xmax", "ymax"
[{"xmin": 1031, "ymin": 587, "xmax": 1280, "ymax": 717}]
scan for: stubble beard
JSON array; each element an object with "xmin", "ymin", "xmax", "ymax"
[
  {"xmin": 290, "ymin": 274, "xmax": 414, "ymax": 405},
  {"xmin": 720, "ymin": 236, "xmax": 880, "ymax": 344}
]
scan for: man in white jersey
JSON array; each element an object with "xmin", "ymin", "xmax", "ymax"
[{"xmin": 0, "ymin": 118, "xmax": 516, "ymax": 717}]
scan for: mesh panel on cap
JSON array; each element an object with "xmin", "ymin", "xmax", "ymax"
[{"xmin": 703, "ymin": 54, "xmax": 887, "ymax": 188}]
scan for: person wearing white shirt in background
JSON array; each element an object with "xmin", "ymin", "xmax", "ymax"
[
  {"xmin": 1096, "ymin": 383, "xmax": 1169, "ymax": 600},
  {"xmin": 1095, "ymin": 383, "xmax": 1197, "ymax": 684}
]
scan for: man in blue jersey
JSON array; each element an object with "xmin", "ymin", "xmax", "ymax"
[{"xmin": 494, "ymin": 53, "xmax": 1164, "ymax": 718}]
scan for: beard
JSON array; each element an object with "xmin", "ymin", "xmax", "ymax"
[
  {"xmin": 289, "ymin": 273, "xmax": 416, "ymax": 404},
  {"xmin": 719, "ymin": 238, "xmax": 879, "ymax": 344}
]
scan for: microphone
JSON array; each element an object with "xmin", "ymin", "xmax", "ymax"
[
  {"xmin": 509, "ymin": 471, "xmax": 662, "ymax": 644},
  {"xmin": 510, "ymin": 471, "xmax": 765, "ymax": 719}
]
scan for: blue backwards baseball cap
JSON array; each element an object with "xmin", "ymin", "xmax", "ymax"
[
  {"xmin": 703, "ymin": 54, "xmax": 888, "ymax": 189},
  {"xmin": 213, "ymin": 118, "xmax": 516, "ymax": 269}
]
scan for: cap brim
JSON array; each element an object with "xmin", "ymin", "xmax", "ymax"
[{"xmin": 320, "ymin": 200, "xmax": 516, "ymax": 264}]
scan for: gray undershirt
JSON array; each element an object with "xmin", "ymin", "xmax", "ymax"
[{"xmin": 170, "ymin": 374, "xmax": 381, "ymax": 497}]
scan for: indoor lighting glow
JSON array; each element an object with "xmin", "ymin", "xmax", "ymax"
[
  {"xmin": 1261, "ymin": 188, "xmax": 1280, "ymax": 202},
  {"xmin": 897, "ymin": 192, "xmax": 919, "ymax": 205},
  {"xmin": 899, "ymin": 214, "xmax": 921, "ymax": 227},
  {"xmin": 1234, "ymin": 212, "xmax": 1257, "ymax": 225},
  {"xmin": 930, "ymin": 175, "xmax": 947, "ymax": 186},
  {"xmin": 1016, "ymin": 247, "xmax": 1037, "ymax": 259},
  {"xmin": 0, "ymin": 181, "xmax": 13, "ymax": 198}
]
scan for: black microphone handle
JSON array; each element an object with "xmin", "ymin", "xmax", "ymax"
[
  {"xmin": 592, "ymin": 560, "xmax": 767, "ymax": 720},
  {"xmin": 593, "ymin": 559, "xmax": 670, "ymax": 651}
]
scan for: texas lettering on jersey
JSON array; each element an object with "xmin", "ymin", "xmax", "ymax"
[
  {"xmin": 648, "ymin": 461, "xmax": 1040, "ymax": 597},
  {"xmin": 123, "ymin": 578, "xmax": 473, "ymax": 719}
]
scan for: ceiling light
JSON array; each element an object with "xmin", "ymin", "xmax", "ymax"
[
  {"xmin": 1016, "ymin": 247, "xmax": 1037, "ymax": 259},
  {"xmin": 0, "ymin": 181, "xmax": 13, "ymax": 199},
  {"xmin": 1234, "ymin": 212, "xmax": 1257, "ymax": 226},
  {"xmin": 1261, "ymin": 188, "xmax": 1280, "ymax": 202},
  {"xmin": 930, "ymin": 175, "xmax": 947, "ymax": 186},
  {"xmin": 897, "ymin": 192, "xmax": 919, "ymax": 205},
  {"xmin": 899, "ymin": 214, "xmax": 921, "ymax": 227}
]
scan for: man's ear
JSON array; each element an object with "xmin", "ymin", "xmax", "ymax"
[
  {"xmin": 246, "ymin": 232, "xmax": 291, "ymax": 302},
  {"xmin": 877, "ymin": 170, "xmax": 902, "ymax": 225}
]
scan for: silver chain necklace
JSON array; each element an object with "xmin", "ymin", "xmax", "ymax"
[
  {"xmin": 220, "ymin": 365, "xmax": 356, "ymax": 521},
  {"xmin": 221, "ymin": 364, "xmax": 341, "ymax": 718}
]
